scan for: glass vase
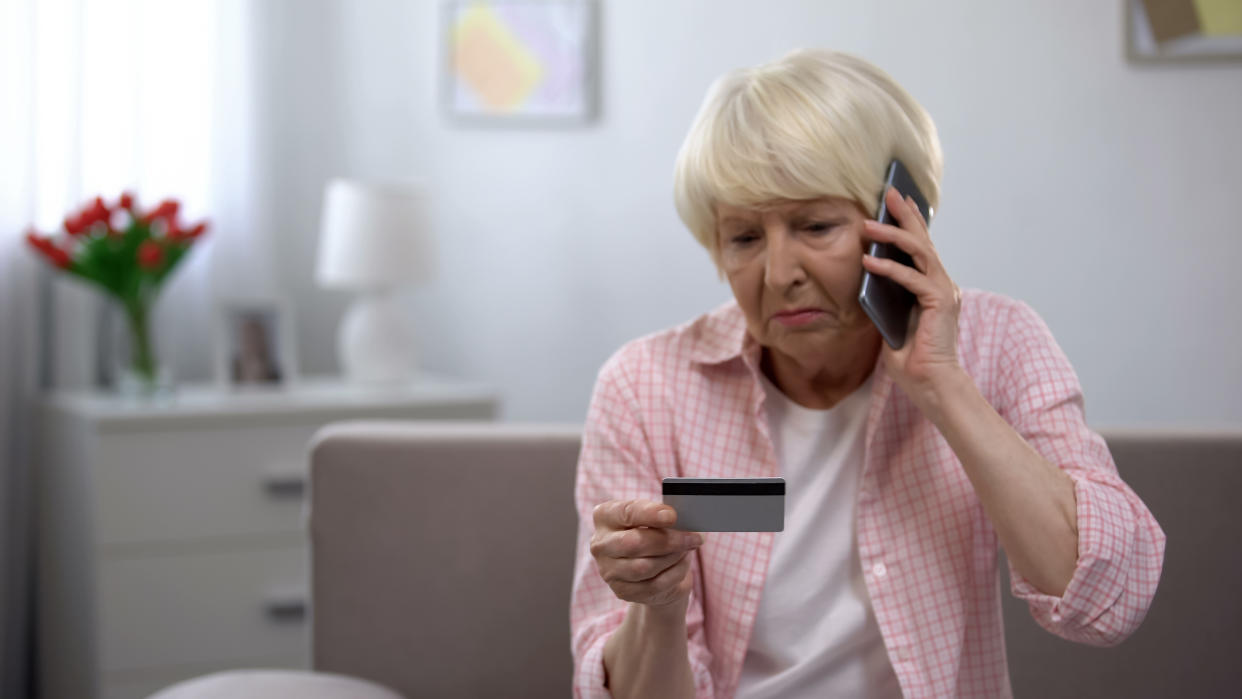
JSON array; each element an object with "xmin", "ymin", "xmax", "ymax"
[{"xmin": 114, "ymin": 297, "xmax": 174, "ymax": 397}]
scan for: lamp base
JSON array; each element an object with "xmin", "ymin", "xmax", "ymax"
[{"xmin": 337, "ymin": 290, "xmax": 416, "ymax": 383}]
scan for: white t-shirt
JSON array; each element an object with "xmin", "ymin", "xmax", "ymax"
[{"xmin": 735, "ymin": 371, "xmax": 903, "ymax": 699}]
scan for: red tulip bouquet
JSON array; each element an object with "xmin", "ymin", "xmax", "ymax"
[{"xmin": 26, "ymin": 192, "xmax": 209, "ymax": 391}]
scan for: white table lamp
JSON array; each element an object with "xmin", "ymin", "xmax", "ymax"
[{"xmin": 316, "ymin": 179, "xmax": 435, "ymax": 383}]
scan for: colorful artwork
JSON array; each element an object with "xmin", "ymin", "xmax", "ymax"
[{"xmin": 444, "ymin": 0, "xmax": 596, "ymax": 121}]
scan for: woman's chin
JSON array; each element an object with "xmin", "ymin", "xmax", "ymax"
[
  {"xmin": 772, "ymin": 319, "xmax": 876, "ymax": 354},
  {"xmin": 771, "ymin": 328, "xmax": 834, "ymax": 356}
]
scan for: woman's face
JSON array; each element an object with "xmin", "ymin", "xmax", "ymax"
[{"xmin": 717, "ymin": 196, "xmax": 879, "ymax": 364}]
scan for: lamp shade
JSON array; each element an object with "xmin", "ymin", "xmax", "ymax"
[{"xmin": 316, "ymin": 179, "xmax": 434, "ymax": 289}]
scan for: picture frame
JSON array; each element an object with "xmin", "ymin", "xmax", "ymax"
[
  {"xmin": 212, "ymin": 297, "xmax": 298, "ymax": 389},
  {"xmin": 441, "ymin": 0, "xmax": 598, "ymax": 125},
  {"xmin": 1125, "ymin": 0, "xmax": 1242, "ymax": 63}
]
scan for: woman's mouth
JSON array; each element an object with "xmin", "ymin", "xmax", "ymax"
[{"xmin": 772, "ymin": 309, "xmax": 827, "ymax": 327}]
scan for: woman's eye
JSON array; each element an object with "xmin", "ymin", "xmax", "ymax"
[
  {"xmin": 805, "ymin": 222, "xmax": 834, "ymax": 234},
  {"xmin": 731, "ymin": 233, "xmax": 759, "ymax": 245}
]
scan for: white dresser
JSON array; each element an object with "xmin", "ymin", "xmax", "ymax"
[{"xmin": 36, "ymin": 376, "xmax": 499, "ymax": 699}]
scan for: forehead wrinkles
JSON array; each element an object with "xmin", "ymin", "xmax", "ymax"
[{"xmin": 720, "ymin": 198, "xmax": 851, "ymax": 221}]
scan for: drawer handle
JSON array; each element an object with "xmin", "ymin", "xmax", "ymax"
[
  {"xmin": 262, "ymin": 473, "xmax": 306, "ymax": 498},
  {"xmin": 264, "ymin": 590, "xmax": 308, "ymax": 622}
]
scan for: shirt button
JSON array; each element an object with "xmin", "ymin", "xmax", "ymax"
[{"xmin": 873, "ymin": 562, "xmax": 888, "ymax": 578}]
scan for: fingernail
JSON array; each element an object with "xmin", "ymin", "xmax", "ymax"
[
  {"xmin": 659, "ymin": 509, "xmax": 675, "ymax": 525},
  {"xmin": 693, "ymin": 534, "xmax": 705, "ymax": 547}
]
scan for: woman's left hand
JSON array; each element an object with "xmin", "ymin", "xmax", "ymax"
[{"xmin": 861, "ymin": 186, "xmax": 964, "ymax": 404}]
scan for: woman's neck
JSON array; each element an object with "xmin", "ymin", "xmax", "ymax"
[{"xmin": 761, "ymin": 333, "xmax": 881, "ymax": 410}]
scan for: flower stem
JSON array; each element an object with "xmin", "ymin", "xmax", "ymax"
[{"xmin": 123, "ymin": 299, "xmax": 156, "ymax": 385}]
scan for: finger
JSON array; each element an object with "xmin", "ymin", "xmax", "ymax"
[
  {"xmin": 593, "ymin": 499, "xmax": 675, "ymax": 531},
  {"xmin": 903, "ymin": 194, "xmax": 929, "ymax": 235},
  {"xmin": 861, "ymin": 252, "xmax": 939, "ymax": 299},
  {"xmin": 886, "ymin": 187, "xmax": 928, "ymax": 238},
  {"xmin": 862, "ymin": 219, "xmax": 934, "ymax": 275},
  {"xmin": 862, "ymin": 244, "xmax": 958, "ymax": 311},
  {"xmin": 608, "ymin": 549, "xmax": 691, "ymax": 584},
  {"xmin": 610, "ymin": 551, "xmax": 693, "ymax": 605},
  {"xmin": 595, "ymin": 526, "xmax": 703, "ymax": 560}
]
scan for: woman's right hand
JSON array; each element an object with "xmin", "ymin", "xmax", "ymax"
[{"xmin": 590, "ymin": 499, "xmax": 705, "ymax": 610}]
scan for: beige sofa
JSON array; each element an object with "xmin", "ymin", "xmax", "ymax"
[{"xmin": 308, "ymin": 422, "xmax": 1242, "ymax": 698}]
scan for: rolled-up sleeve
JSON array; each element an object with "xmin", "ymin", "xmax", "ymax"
[
  {"xmin": 995, "ymin": 301, "xmax": 1166, "ymax": 647},
  {"xmin": 570, "ymin": 346, "xmax": 716, "ymax": 698}
]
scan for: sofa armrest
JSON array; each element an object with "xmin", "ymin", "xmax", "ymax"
[{"xmin": 308, "ymin": 420, "xmax": 582, "ymax": 699}]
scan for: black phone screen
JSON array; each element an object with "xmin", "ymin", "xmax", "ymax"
[{"xmin": 857, "ymin": 158, "xmax": 932, "ymax": 349}]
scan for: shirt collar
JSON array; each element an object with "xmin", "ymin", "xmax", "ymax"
[
  {"xmin": 687, "ymin": 299, "xmax": 895, "ymax": 435},
  {"xmin": 687, "ymin": 300, "xmax": 756, "ymax": 367}
]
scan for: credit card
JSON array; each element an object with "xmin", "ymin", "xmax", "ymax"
[{"xmin": 661, "ymin": 477, "xmax": 785, "ymax": 532}]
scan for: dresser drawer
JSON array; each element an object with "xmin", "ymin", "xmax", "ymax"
[
  {"xmin": 93, "ymin": 424, "xmax": 318, "ymax": 546},
  {"xmin": 98, "ymin": 544, "xmax": 309, "ymax": 673}
]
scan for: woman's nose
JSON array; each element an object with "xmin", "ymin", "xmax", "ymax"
[{"xmin": 764, "ymin": 231, "xmax": 807, "ymax": 290}]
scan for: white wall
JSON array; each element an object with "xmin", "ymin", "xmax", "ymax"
[{"xmin": 261, "ymin": 0, "xmax": 1242, "ymax": 428}]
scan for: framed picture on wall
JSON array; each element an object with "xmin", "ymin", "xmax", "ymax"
[
  {"xmin": 212, "ymin": 298, "xmax": 298, "ymax": 389},
  {"xmin": 441, "ymin": 0, "xmax": 598, "ymax": 124},
  {"xmin": 1126, "ymin": 0, "xmax": 1242, "ymax": 62}
]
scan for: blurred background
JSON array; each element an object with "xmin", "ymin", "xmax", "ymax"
[
  {"xmin": 6, "ymin": 0, "xmax": 1241, "ymax": 423},
  {"xmin": 2, "ymin": 0, "xmax": 1239, "ymax": 697}
]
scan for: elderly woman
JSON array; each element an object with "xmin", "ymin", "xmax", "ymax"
[{"xmin": 569, "ymin": 49, "xmax": 1164, "ymax": 699}]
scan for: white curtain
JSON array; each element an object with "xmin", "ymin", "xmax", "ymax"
[{"xmin": 0, "ymin": 0, "xmax": 270, "ymax": 694}]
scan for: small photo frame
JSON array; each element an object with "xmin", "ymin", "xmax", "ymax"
[
  {"xmin": 441, "ymin": 0, "xmax": 598, "ymax": 124},
  {"xmin": 1126, "ymin": 0, "xmax": 1242, "ymax": 63},
  {"xmin": 213, "ymin": 298, "xmax": 298, "ymax": 388}
]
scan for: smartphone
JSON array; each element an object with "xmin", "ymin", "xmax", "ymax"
[
  {"xmin": 857, "ymin": 158, "xmax": 933, "ymax": 349},
  {"xmin": 662, "ymin": 477, "xmax": 785, "ymax": 532}
]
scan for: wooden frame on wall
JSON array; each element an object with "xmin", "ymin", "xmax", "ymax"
[
  {"xmin": 440, "ymin": 0, "xmax": 599, "ymax": 125},
  {"xmin": 1125, "ymin": 0, "xmax": 1242, "ymax": 63}
]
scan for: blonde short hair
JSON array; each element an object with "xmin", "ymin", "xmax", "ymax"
[{"xmin": 673, "ymin": 49, "xmax": 944, "ymax": 265}]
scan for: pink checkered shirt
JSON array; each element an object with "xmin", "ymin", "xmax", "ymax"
[{"xmin": 569, "ymin": 288, "xmax": 1165, "ymax": 698}]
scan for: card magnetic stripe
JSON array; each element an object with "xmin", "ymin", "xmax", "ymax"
[{"xmin": 662, "ymin": 482, "xmax": 786, "ymax": 496}]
